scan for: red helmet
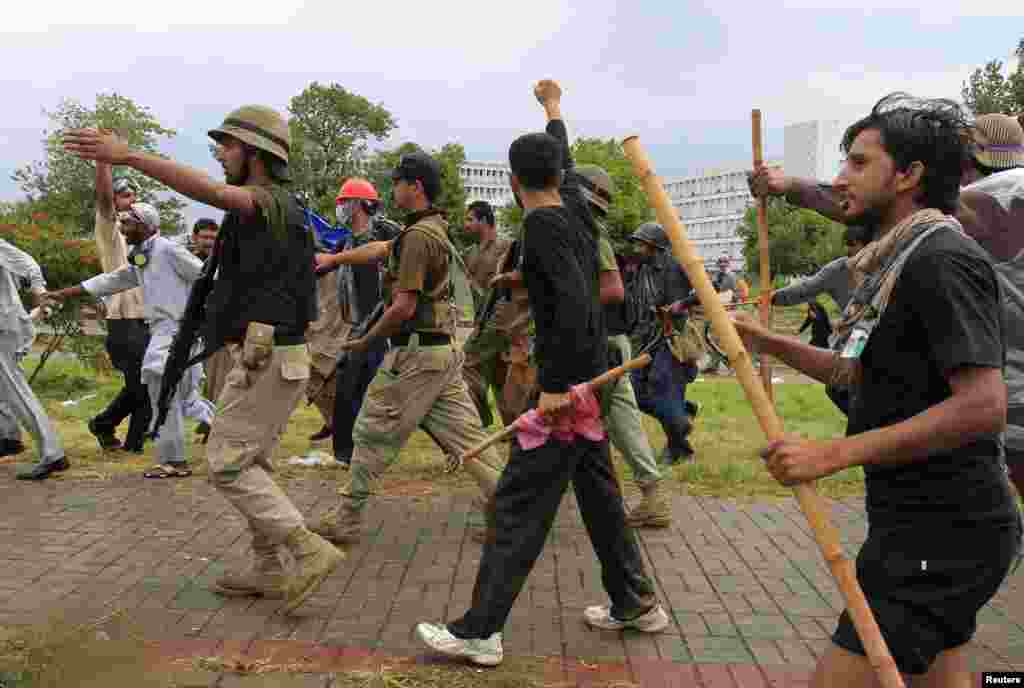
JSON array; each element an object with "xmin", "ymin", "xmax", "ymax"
[{"xmin": 336, "ymin": 177, "xmax": 379, "ymax": 203}]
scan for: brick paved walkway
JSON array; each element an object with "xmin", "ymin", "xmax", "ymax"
[{"xmin": 0, "ymin": 469, "xmax": 1020, "ymax": 686}]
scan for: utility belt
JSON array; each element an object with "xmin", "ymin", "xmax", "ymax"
[{"xmin": 389, "ymin": 331, "xmax": 452, "ymax": 348}]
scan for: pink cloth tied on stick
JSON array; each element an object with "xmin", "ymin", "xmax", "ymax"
[{"xmin": 514, "ymin": 383, "xmax": 606, "ymax": 450}]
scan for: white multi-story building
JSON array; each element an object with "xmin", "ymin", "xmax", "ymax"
[
  {"xmin": 663, "ymin": 163, "xmax": 779, "ymax": 272},
  {"xmin": 783, "ymin": 120, "xmax": 845, "ymax": 183},
  {"xmin": 459, "ymin": 161, "xmax": 514, "ymax": 218},
  {"xmin": 460, "ymin": 159, "xmax": 776, "ymax": 274}
]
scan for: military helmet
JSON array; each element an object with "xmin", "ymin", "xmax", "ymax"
[
  {"xmin": 209, "ymin": 105, "xmax": 290, "ymax": 166},
  {"xmin": 575, "ymin": 164, "xmax": 614, "ymax": 215},
  {"xmin": 628, "ymin": 222, "xmax": 670, "ymax": 251}
]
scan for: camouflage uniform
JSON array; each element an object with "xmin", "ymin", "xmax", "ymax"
[{"xmin": 314, "ymin": 210, "xmax": 502, "ymax": 543}]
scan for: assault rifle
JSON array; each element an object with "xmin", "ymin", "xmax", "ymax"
[
  {"xmin": 335, "ymin": 300, "xmax": 386, "ymax": 371},
  {"xmin": 150, "ymin": 244, "xmax": 221, "ymax": 439}
]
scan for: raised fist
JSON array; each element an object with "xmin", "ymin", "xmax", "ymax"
[{"xmin": 534, "ymin": 79, "xmax": 562, "ymax": 106}]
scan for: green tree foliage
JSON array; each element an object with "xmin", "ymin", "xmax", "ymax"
[
  {"xmin": 0, "ymin": 209, "xmax": 105, "ymax": 381},
  {"xmin": 737, "ymin": 199, "xmax": 846, "ymax": 278},
  {"xmin": 288, "ymin": 82, "xmax": 396, "ymax": 216},
  {"xmin": 12, "ymin": 93, "xmax": 186, "ymax": 236},
  {"xmin": 498, "ymin": 137, "xmax": 654, "ymax": 249},
  {"xmin": 961, "ymin": 37, "xmax": 1024, "ymax": 115}
]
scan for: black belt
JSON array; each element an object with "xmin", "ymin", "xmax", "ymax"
[{"xmin": 389, "ymin": 332, "xmax": 451, "ymax": 347}]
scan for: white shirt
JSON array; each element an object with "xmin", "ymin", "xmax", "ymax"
[{"xmin": 83, "ymin": 235, "xmax": 202, "ymax": 323}]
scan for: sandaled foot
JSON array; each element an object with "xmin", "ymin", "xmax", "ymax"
[{"xmin": 143, "ymin": 464, "xmax": 193, "ymax": 479}]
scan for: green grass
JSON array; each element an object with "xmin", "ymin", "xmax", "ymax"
[{"xmin": 15, "ymin": 348, "xmax": 863, "ymax": 500}]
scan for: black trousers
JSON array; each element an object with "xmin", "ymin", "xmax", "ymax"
[
  {"xmin": 332, "ymin": 343, "xmax": 386, "ymax": 460},
  {"xmin": 447, "ymin": 435, "xmax": 657, "ymax": 639},
  {"xmin": 92, "ymin": 319, "xmax": 151, "ymax": 451}
]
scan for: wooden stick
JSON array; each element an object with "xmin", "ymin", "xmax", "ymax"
[
  {"xmin": 623, "ymin": 136, "xmax": 905, "ymax": 688},
  {"xmin": 751, "ymin": 110, "xmax": 775, "ymax": 403},
  {"xmin": 460, "ymin": 353, "xmax": 652, "ymax": 463}
]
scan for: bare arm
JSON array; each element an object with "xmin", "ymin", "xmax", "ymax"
[
  {"xmin": 316, "ymin": 241, "xmax": 392, "ymax": 272},
  {"xmin": 763, "ymin": 366, "xmax": 1007, "ymax": 485},
  {"xmin": 122, "ymin": 150, "xmax": 256, "ymax": 214},
  {"xmin": 734, "ymin": 314, "xmax": 837, "ymax": 384},
  {"xmin": 96, "ymin": 161, "xmax": 114, "ymax": 220},
  {"xmin": 837, "ymin": 366, "xmax": 1005, "ymax": 470},
  {"xmin": 64, "ymin": 129, "xmax": 257, "ymax": 214}
]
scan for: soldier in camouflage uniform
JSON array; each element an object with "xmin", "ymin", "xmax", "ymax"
[
  {"xmin": 311, "ymin": 152, "xmax": 502, "ymax": 544},
  {"xmin": 64, "ymin": 106, "xmax": 346, "ymax": 614},
  {"xmin": 460, "ymin": 201, "xmax": 516, "ymax": 428}
]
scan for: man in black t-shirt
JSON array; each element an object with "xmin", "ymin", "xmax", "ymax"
[
  {"xmin": 416, "ymin": 132, "xmax": 666, "ymax": 667},
  {"xmin": 736, "ymin": 94, "xmax": 1021, "ymax": 686}
]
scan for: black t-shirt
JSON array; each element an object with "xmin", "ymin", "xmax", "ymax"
[
  {"xmin": 848, "ymin": 228, "xmax": 1017, "ymax": 530},
  {"xmin": 522, "ymin": 206, "xmax": 606, "ymax": 393}
]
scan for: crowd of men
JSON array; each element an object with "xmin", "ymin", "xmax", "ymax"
[{"xmin": 0, "ymin": 80, "xmax": 1022, "ymax": 686}]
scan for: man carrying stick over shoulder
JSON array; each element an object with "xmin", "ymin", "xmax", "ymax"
[
  {"xmin": 416, "ymin": 127, "xmax": 667, "ymax": 667},
  {"xmin": 736, "ymin": 93, "xmax": 1021, "ymax": 687}
]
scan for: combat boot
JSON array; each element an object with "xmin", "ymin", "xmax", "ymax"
[
  {"xmin": 213, "ymin": 534, "xmax": 287, "ymax": 598},
  {"xmin": 625, "ymin": 482, "xmax": 672, "ymax": 528},
  {"xmin": 311, "ymin": 503, "xmax": 364, "ymax": 544},
  {"xmin": 281, "ymin": 527, "xmax": 345, "ymax": 615}
]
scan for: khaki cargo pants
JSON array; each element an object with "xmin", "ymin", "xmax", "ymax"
[
  {"xmin": 206, "ymin": 342, "xmax": 309, "ymax": 544},
  {"xmin": 346, "ymin": 337, "xmax": 502, "ymax": 513}
]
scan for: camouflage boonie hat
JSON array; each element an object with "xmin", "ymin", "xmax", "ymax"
[
  {"xmin": 575, "ymin": 164, "xmax": 614, "ymax": 215},
  {"xmin": 208, "ymin": 105, "xmax": 290, "ymax": 165}
]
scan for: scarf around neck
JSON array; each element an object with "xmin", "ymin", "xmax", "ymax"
[{"xmin": 829, "ymin": 207, "xmax": 961, "ymax": 388}]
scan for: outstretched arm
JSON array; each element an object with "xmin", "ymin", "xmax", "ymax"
[
  {"xmin": 65, "ymin": 129, "xmax": 258, "ymax": 215},
  {"xmin": 747, "ymin": 166, "xmax": 846, "ymax": 223}
]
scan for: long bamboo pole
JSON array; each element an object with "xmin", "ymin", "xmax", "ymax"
[
  {"xmin": 623, "ymin": 136, "xmax": 905, "ymax": 688},
  {"xmin": 751, "ymin": 110, "xmax": 775, "ymax": 402},
  {"xmin": 460, "ymin": 354, "xmax": 652, "ymax": 463}
]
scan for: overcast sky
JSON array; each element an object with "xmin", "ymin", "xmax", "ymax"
[{"xmin": 2, "ymin": 1, "xmax": 1021, "ymax": 227}]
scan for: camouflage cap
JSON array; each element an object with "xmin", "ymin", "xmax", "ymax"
[
  {"xmin": 208, "ymin": 105, "xmax": 290, "ymax": 165},
  {"xmin": 575, "ymin": 164, "xmax": 614, "ymax": 215}
]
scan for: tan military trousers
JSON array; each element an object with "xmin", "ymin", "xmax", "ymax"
[
  {"xmin": 345, "ymin": 340, "xmax": 502, "ymax": 512},
  {"xmin": 206, "ymin": 343, "xmax": 309, "ymax": 544}
]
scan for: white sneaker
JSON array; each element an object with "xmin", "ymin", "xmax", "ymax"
[
  {"xmin": 415, "ymin": 622, "xmax": 503, "ymax": 666},
  {"xmin": 583, "ymin": 604, "xmax": 670, "ymax": 632}
]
